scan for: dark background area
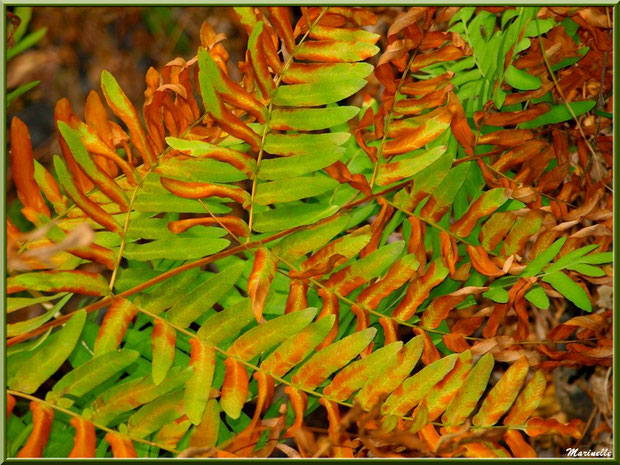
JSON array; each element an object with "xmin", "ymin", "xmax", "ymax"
[{"xmin": 8, "ymin": 7, "xmax": 246, "ymax": 151}]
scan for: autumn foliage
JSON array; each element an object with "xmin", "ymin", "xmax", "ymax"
[{"xmin": 6, "ymin": 6, "xmax": 613, "ymax": 459}]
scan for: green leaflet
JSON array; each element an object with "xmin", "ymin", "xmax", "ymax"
[
  {"xmin": 7, "ymin": 271, "xmax": 110, "ymax": 296},
  {"xmin": 296, "ymin": 40, "xmax": 379, "ymax": 62},
  {"xmin": 355, "ymin": 335, "xmax": 424, "ymax": 410},
  {"xmin": 258, "ymin": 148, "xmax": 344, "ymax": 181},
  {"xmin": 165, "ymin": 137, "xmax": 257, "ymax": 175},
  {"xmin": 524, "ymin": 286, "xmax": 550, "ymax": 309},
  {"xmin": 134, "ymin": 269, "xmax": 201, "ymax": 315},
  {"xmin": 261, "ymin": 315, "xmax": 335, "ymax": 378},
  {"xmin": 7, "ymin": 80, "xmax": 39, "ymax": 106},
  {"xmin": 127, "ymin": 219, "xmax": 225, "ymax": 241},
  {"xmin": 281, "ymin": 62, "xmax": 373, "ymax": 83},
  {"xmin": 424, "ymin": 351, "xmax": 473, "ymax": 421},
  {"xmin": 185, "ymin": 339, "xmax": 216, "ymax": 425},
  {"xmin": 48, "ymin": 349, "xmax": 139, "ymax": 404},
  {"xmin": 154, "ymin": 416, "xmax": 192, "ymax": 450},
  {"xmin": 524, "ymin": 17, "xmax": 555, "ymax": 36},
  {"xmin": 7, "ymin": 292, "xmax": 69, "ymax": 313},
  {"xmin": 501, "ymin": 211, "xmax": 544, "ymax": 256},
  {"xmin": 329, "ymin": 241, "xmax": 406, "ymax": 295},
  {"xmin": 483, "ymin": 286, "xmax": 509, "ymax": 303},
  {"xmin": 292, "ymin": 328, "xmax": 376, "ymax": 390},
  {"xmin": 504, "ymin": 65, "xmax": 541, "ymax": 90},
  {"xmin": 122, "ymin": 237, "xmax": 230, "ymax": 261},
  {"xmin": 167, "ymin": 262, "xmax": 244, "ymax": 328},
  {"xmin": 188, "ymin": 398, "xmax": 220, "ymax": 448},
  {"xmin": 542, "ymin": 271, "xmax": 592, "ymax": 312},
  {"xmin": 9, "ymin": 310, "xmax": 86, "ymax": 394},
  {"xmin": 272, "ymin": 214, "xmax": 350, "ymax": 262},
  {"xmin": 254, "ymin": 204, "xmax": 339, "ymax": 234},
  {"xmin": 304, "ymin": 225, "xmax": 372, "ymax": 268},
  {"xmin": 151, "ymin": 321, "xmax": 176, "ymax": 385},
  {"xmin": 519, "ymin": 101, "xmax": 596, "ymax": 129},
  {"xmin": 254, "ymin": 176, "xmax": 339, "ymax": 205},
  {"xmin": 442, "ymin": 353, "xmax": 495, "ymax": 426},
  {"xmin": 7, "ymin": 294, "xmax": 71, "ymax": 337},
  {"xmin": 382, "ymin": 353, "xmax": 459, "ymax": 416},
  {"xmin": 156, "ymin": 157, "xmax": 247, "ymax": 183},
  {"xmin": 408, "ymin": 146, "xmax": 454, "ymax": 204},
  {"xmin": 128, "ymin": 390, "xmax": 185, "ymax": 439},
  {"xmin": 520, "ymin": 237, "xmax": 567, "ymax": 277},
  {"xmin": 270, "ymin": 107, "xmax": 359, "ymax": 131},
  {"xmin": 565, "ymin": 263, "xmax": 606, "ymax": 277},
  {"xmin": 197, "ymin": 47, "xmax": 222, "ymax": 117},
  {"xmin": 324, "ymin": 341, "xmax": 403, "ymax": 401},
  {"xmin": 229, "ymin": 308, "xmax": 317, "ymax": 360},
  {"xmin": 263, "ymin": 133, "xmax": 350, "ymax": 156},
  {"xmin": 273, "ymin": 79, "xmax": 368, "ymax": 107},
  {"xmin": 93, "ymin": 298, "xmax": 138, "ymax": 357},
  {"xmin": 545, "ymin": 245, "xmax": 599, "ymax": 273},
  {"xmin": 472, "ymin": 357, "xmax": 529, "ymax": 426},
  {"xmin": 311, "ymin": 25, "xmax": 381, "ymax": 43},
  {"xmin": 247, "ymin": 22, "xmax": 272, "ymax": 98},
  {"xmin": 90, "ymin": 366, "xmax": 193, "ymax": 425},
  {"xmin": 376, "ymin": 146, "xmax": 447, "ymax": 186},
  {"xmin": 197, "ymin": 298, "xmax": 255, "ymax": 346}
]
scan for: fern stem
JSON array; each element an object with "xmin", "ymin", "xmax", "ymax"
[
  {"xmin": 7, "ymin": 389, "xmax": 181, "ymax": 455},
  {"xmin": 108, "ymin": 179, "xmax": 143, "ymax": 291},
  {"xmin": 369, "ymin": 40, "xmax": 421, "ymax": 190}
]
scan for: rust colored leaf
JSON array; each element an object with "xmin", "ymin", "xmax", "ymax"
[
  {"xmin": 267, "ymin": 7, "xmax": 295, "ymax": 52},
  {"xmin": 439, "ymin": 231, "xmax": 458, "ymax": 276},
  {"xmin": 52, "ymin": 156, "xmax": 122, "ymax": 234},
  {"xmin": 473, "ymin": 357, "xmax": 529, "ymax": 427},
  {"xmin": 410, "ymin": 44, "xmax": 465, "ymax": 72},
  {"xmin": 420, "ymin": 293, "xmax": 467, "ymax": 330},
  {"xmin": 466, "ymin": 246, "xmax": 506, "ymax": 277},
  {"xmin": 68, "ymin": 417, "xmax": 96, "ymax": 458},
  {"xmin": 392, "ymin": 260, "xmax": 449, "ymax": 321},
  {"xmin": 10, "ymin": 117, "xmax": 50, "ymax": 217},
  {"xmin": 104, "ymin": 432, "xmax": 138, "ymax": 458},
  {"xmin": 7, "ymin": 393, "xmax": 16, "ymax": 420},
  {"xmin": 525, "ymin": 417, "xmax": 584, "ymax": 440},
  {"xmin": 451, "ymin": 188, "xmax": 508, "ymax": 238},
  {"xmin": 101, "ymin": 71, "xmax": 156, "ymax": 168},
  {"xmin": 285, "ymin": 279, "xmax": 308, "ymax": 314},
  {"xmin": 504, "ymin": 430, "xmax": 536, "ymax": 458},
  {"xmin": 221, "ymin": 358, "xmax": 249, "ymax": 420},
  {"xmin": 160, "ymin": 177, "xmax": 251, "ymax": 209},
  {"xmin": 447, "ymin": 91, "xmax": 475, "ymax": 155},
  {"xmin": 324, "ymin": 161, "xmax": 371, "ymax": 195},
  {"xmin": 284, "ymin": 386, "xmax": 307, "ymax": 438},
  {"xmin": 17, "ymin": 402, "xmax": 54, "ymax": 458},
  {"xmin": 248, "ymin": 248, "xmax": 278, "ymax": 322},
  {"xmin": 479, "ymin": 103, "xmax": 550, "ymax": 127},
  {"xmin": 357, "ymin": 254, "xmax": 420, "ymax": 310},
  {"xmin": 478, "ymin": 129, "xmax": 534, "ymax": 147},
  {"xmin": 151, "ymin": 319, "xmax": 177, "ymax": 385},
  {"xmin": 168, "ymin": 216, "xmax": 250, "ymax": 237}
]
